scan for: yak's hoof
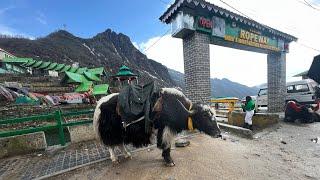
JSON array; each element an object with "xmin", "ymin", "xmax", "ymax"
[
  {"xmin": 124, "ymin": 154, "xmax": 132, "ymax": 159},
  {"xmin": 165, "ymin": 162, "xmax": 175, "ymax": 167},
  {"xmin": 164, "ymin": 157, "xmax": 175, "ymax": 167},
  {"xmin": 111, "ymin": 158, "xmax": 120, "ymax": 164}
]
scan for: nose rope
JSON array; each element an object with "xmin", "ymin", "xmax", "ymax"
[{"xmin": 188, "ymin": 103, "xmax": 194, "ymax": 131}]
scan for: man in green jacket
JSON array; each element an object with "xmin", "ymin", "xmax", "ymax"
[{"xmin": 242, "ymin": 96, "xmax": 255, "ymax": 130}]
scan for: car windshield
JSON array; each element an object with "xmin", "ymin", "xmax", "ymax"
[{"xmin": 258, "ymin": 88, "xmax": 268, "ymax": 96}]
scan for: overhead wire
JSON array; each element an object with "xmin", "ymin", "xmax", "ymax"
[
  {"xmin": 144, "ymin": 28, "xmax": 171, "ymax": 52},
  {"xmin": 302, "ymin": 0, "xmax": 320, "ymax": 10},
  {"xmin": 141, "ymin": 0, "xmax": 173, "ymax": 53}
]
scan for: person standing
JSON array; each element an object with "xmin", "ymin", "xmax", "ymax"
[{"xmin": 242, "ymin": 96, "xmax": 255, "ymax": 130}]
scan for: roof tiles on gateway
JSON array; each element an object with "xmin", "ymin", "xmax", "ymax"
[{"xmin": 159, "ymin": 0, "xmax": 297, "ymax": 42}]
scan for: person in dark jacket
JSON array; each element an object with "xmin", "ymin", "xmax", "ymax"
[{"xmin": 242, "ymin": 96, "xmax": 255, "ymax": 130}]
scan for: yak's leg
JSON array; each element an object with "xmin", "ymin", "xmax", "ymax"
[
  {"xmin": 161, "ymin": 126, "xmax": 176, "ymax": 167},
  {"xmin": 108, "ymin": 146, "xmax": 118, "ymax": 163},
  {"xmin": 119, "ymin": 143, "xmax": 132, "ymax": 159}
]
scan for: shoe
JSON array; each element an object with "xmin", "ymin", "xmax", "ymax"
[
  {"xmin": 242, "ymin": 123, "xmax": 248, "ymax": 128},
  {"xmin": 248, "ymin": 125, "xmax": 253, "ymax": 130}
]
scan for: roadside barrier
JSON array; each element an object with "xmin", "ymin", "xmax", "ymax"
[{"xmin": 0, "ymin": 109, "xmax": 94, "ymax": 146}]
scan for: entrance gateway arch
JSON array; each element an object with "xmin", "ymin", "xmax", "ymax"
[{"xmin": 160, "ymin": 0, "xmax": 297, "ymax": 113}]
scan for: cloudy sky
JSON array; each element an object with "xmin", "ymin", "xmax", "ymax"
[{"xmin": 1, "ymin": 0, "xmax": 320, "ymax": 87}]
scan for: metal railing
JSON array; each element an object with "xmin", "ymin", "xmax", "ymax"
[{"xmin": 0, "ymin": 109, "xmax": 94, "ymax": 146}]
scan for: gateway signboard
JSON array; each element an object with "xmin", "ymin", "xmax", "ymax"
[
  {"xmin": 194, "ymin": 16, "xmax": 286, "ymax": 52},
  {"xmin": 224, "ymin": 23, "xmax": 280, "ymax": 52}
]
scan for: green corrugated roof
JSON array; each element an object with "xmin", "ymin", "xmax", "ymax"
[
  {"xmin": 65, "ymin": 71, "xmax": 89, "ymax": 83},
  {"xmin": 2, "ymin": 57, "xmax": 30, "ymax": 63},
  {"xmin": 93, "ymin": 84, "xmax": 109, "ymax": 95},
  {"xmin": 53, "ymin": 64, "xmax": 65, "ymax": 71},
  {"xmin": 76, "ymin": 67, "xmax": 87, "ymax": 74},
  {"xmin": 84, "ymin": 71, "xmax": 101, "ymax": 81},
  {"xmin": 37, "ymin": 61, "xmax": 51, "ymax": 69},
  {"xmin": 31, "ymin": 61, "xmax": 43, "ymax": 68},
  {"xmin": 44, "ymin": 62, "xmax": 58, "ymax": 70},
  {"xmin": 75, "ymin": 81, "xmax": 93, "ymax": 92},
  {"xmin": 23, "ymin": 59, "xmax": 36, "ymax": 67},
  {"xmin": 87, "ymin": 67, "xmax": 105, "ymax": 76},
  {"xmin": 68, "ymin": 67, "xmax": 79, "ymax": 73},
  {"xmin": 59, "ymin": 65, "xmax": 71, "ymax": 72}
]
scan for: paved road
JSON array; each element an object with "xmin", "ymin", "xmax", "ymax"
[
  {"xmin": 1, "ymin": 121, "xmax": 320, "ymax": 180},
  {"xmin": 50, "ymin": 122, "xmax": 320, "ymax": 180}
]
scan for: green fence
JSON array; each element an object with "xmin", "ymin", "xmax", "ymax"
[{"xmin": 0, "ymin": 109, "xmax": 94, "ymax": 146}]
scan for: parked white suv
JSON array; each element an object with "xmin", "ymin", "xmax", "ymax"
[{"xmin": 256, "ymin": 79, "xmax": 318, "ymax": 109}]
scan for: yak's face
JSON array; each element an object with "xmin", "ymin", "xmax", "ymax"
[{"xmin": 192, "ymin": 104, "xmax": 221, "ymax": 138}]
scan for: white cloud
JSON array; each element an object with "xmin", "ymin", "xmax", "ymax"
[
  {"xmin": 140, "ymin": 0, "xmax": 320, "ymax": 87},
  {"xmin": 0, "ymin": 6, "xmax": 14, "ymax": 15},
  {"xmin": 35, "ymin": 11, "xmax": 47, "ymax": 25},
  {"xmin": 132, "ymin": 42, "xmax": 140, "ymax": 50},
  {"xmin": 0, "ymin": 6, "xmax": 34, "ymax": 39}
]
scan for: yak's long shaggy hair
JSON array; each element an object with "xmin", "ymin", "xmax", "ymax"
[{"xmin": 93, "ymin": 93, "xmax": 153, "ymax": 147}]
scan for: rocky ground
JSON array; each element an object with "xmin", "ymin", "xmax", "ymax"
[{"xmin": 49, "ymin": 121, "xmax": 320, "ymax": 180}]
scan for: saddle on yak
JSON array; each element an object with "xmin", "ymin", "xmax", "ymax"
[{"xmin": 118, "ymin": 81, "xmax": 158, "ymax": 133}]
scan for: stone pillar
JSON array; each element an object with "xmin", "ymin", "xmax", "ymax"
[
  {"xmin": 267, "ymin": 52, "xmax": 286, "ymax": 113},
  {"xmin": 183, "ymin": 31, "xmax": 211, "ymax": 103}
]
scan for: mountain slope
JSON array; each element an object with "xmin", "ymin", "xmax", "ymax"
[
  {"xmin": 168, "ymin": 68, "xmax": 259, "ymax": 98},
  {"xmin": 0, "ymin": 29, "xmax": 175, "ymax": 86}
]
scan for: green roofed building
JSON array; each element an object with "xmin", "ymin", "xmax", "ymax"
[
  {"xmin": 76, "ymin": 67, "xmax": 87, "ymax": 74},
  {"xmin": 53, "ymin": 64, "xmax": 65, "ymax": 71},
  {"xmin": 68, "ymin": 67, "xmax": 79, "ymax": 73},
  {"xmin": 44, "ymin": 62, "xmax": 58, "ymax": 70},
  {"xmin": 75, "ymin": 81, "xmax": 93, "ymax": 92},
  {"xmin": 116, "ymin": 65, "xmax": 136, "ymax": 77},
  {"xmin": 32, "ymin": 61, "xmax": 43, "ymax": 68},
  {"xmin": 59, "ymin": 65, "xmax": 71, "ymax": 72},
  {"xmin": 63, "ymin": 71, "xmax": 89, "ymax": 84},
  {"xmin": 23, "ymin": 59, "xmax": 36, "ymax": 67},
  {"xmin": 93, "ymin": 84, "xmax": 109, "ymax": 95},
  {"xmin": 112, "ymin": 65, "xmax": 138, "ymax": 88},
  {"xmin": 87, "ymin": 67, "xmax": 107, "ymax": 76},
  {"xmin": 0, "ymin": 56, "xmax": 28, "ymax": 74},
  {"xmin": 37, "ymin": 61, "xmax": 51, "ymax": 69},
  {"xmin": 2, "ymin": 57, "xmax": 29, "ymax": 63},
  {"xmin": 84, "ymin": 71, "xmax": 101, "ymax": 82}
]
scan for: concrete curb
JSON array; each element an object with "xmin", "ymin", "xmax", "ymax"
[{"xmin": 218, "ymin": 123, "xmax": 253, "ymax": 139}]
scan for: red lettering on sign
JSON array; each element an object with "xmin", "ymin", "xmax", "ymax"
[{"xmin": 198, "ymin": 17, "xmax": 212, "ymax": 29}]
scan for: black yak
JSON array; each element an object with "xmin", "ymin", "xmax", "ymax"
[{"xmin": 93, "ymin": 88, "xmax": 221, "ymax": 167}]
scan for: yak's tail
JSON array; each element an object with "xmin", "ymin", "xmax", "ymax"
[{"xmin": 93, "ymin": 93, "xmax": 119, "ymax": 142}]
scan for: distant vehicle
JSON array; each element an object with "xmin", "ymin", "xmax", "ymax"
[{"xmin": 256, "ymin": 79, "xmax": 318, "ymax": 109}]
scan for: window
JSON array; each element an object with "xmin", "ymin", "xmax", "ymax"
[
  {"xmin": 295, "ymin": 84, "xmax": 309, "ymax": 92},
  {"xmin": 258, "ymin": 88, "xmax": 267, "ymax": 96},
  {"xmin": 287, "ymin": 85, "xmax": 294, "ymax": 93}
]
